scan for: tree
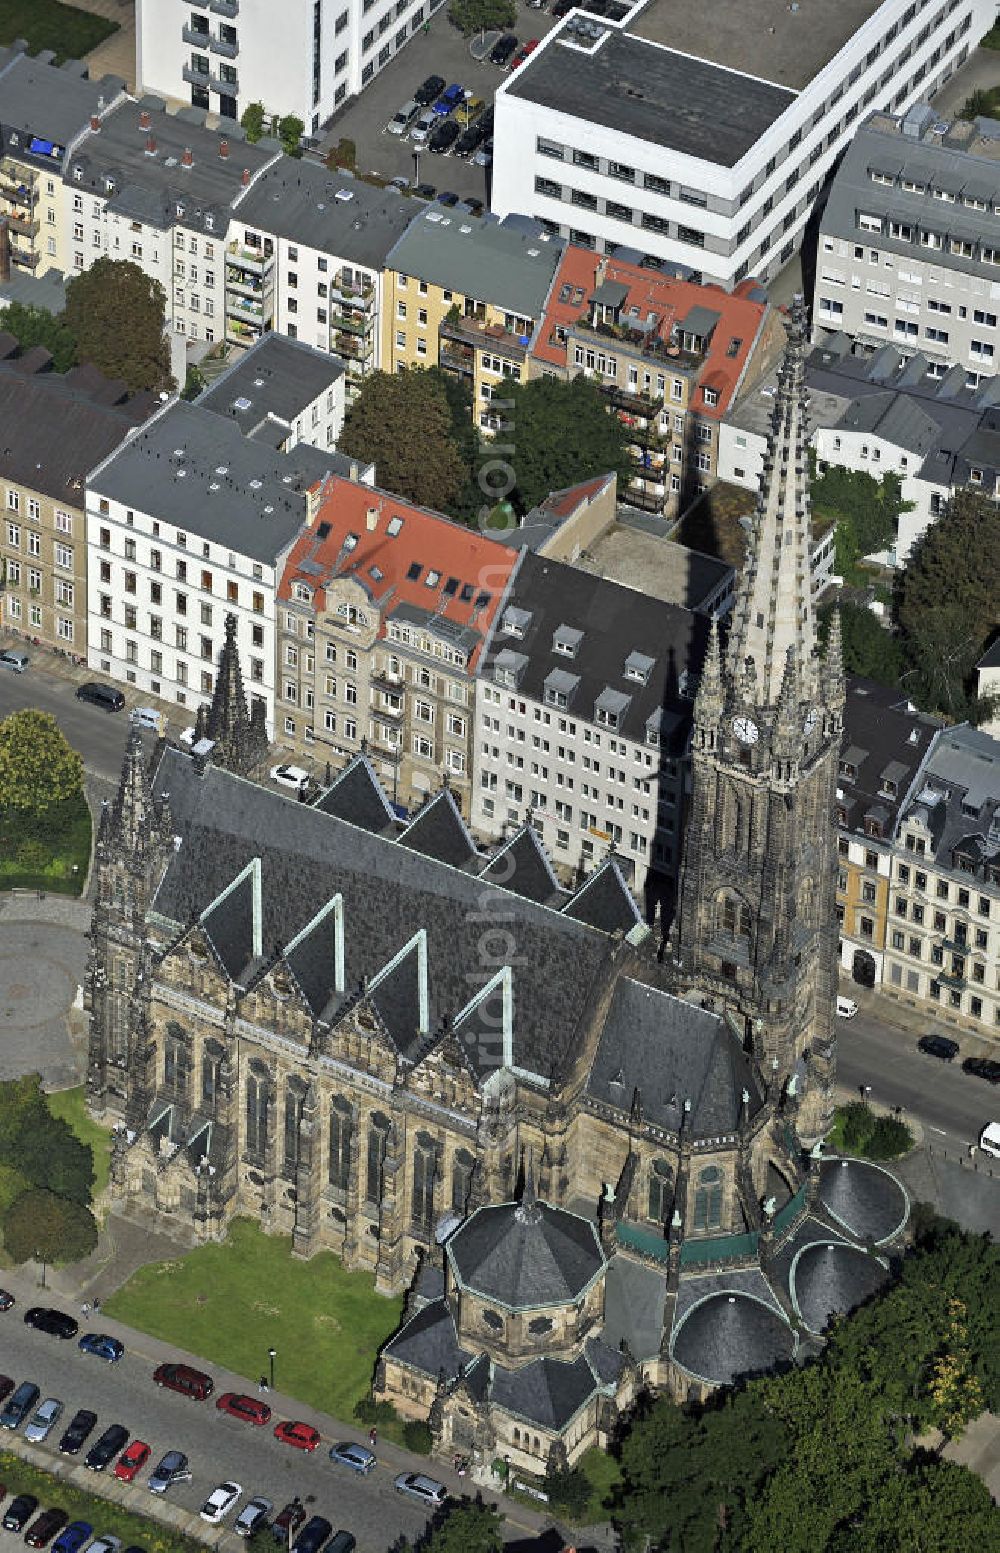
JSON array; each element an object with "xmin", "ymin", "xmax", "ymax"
[
  {"xmin": 3, "ymin": 1187, "xmax": 98, "ymax": 1266},
  {"xmin": 0, "ymin": 711, "xmax": 83, "ymax": 812},
  {"xmin": 63, "ymin": 258, "xmax": 172, "ymax": 394},
  {"xmin": 810, "ymin": 462, "xmax": 908, "ymax": 580},
  {"xmin": 240, "ymin": 101, "xmax": 267, "ymax": 142},
  {"xmin": 338, "ymin": 368, "xmax": 467, "ymax": 510},
  {"xmin": 826, "ymin": 1456, "xmax": 999, "ymax": 1553},
  {"xmin": 449, "ymin": 0, "xmax": 516, "ymax": 34},
  {"xmin": 818, "ymin": 601, "xmax": 904, "ymax": 688},
  {"xmin": 419, "ymin": 1503, "xmax": 503, "ymax": 1553},
  {"xmin": 279, "ymin": 115, "xmax": 305, "ymax": 158},
  {"xmin": 493, "ymin": 376, "xmax": 632, "ymax": 515},
  {"xmin": 11, "ymin": 1113, "xmax": 94, "ymax": 1206},
  {"xmin": 543, "ymin": 1464, "xmax": 590, "ymax": 1519},
  {"xmin": 896, "ymin": 488, "xmax": 1000, "ymax": 719},
  {"xmin": 426, "ymin": 366, "xmax": 481, "ymax": 520},
  {"xmin": 0, "ymin": 303, "xmax": 77, "ymax": 372}
]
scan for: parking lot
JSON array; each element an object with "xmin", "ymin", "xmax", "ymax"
[{"xmin": 321, "ymin": 3, "xmax": 562, "ymax": 204}]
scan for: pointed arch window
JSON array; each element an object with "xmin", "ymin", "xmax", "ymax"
[
  {"xmin": 245, "ymin": 1066, "xmax": 268, "ymax": 1160},
  {"xmin": 201, "ymin": 1039, "xmax": 223, "ymax": 1108},
  {"xmin": 328, "ymin": 1095, "xmax": 353, "ymax": 1195},
  {"xmin": 451, "ymin": 1148, "xmax": 475, "ymax": 1214},
  {"xmin": 366, "ymin": 1111, "xmax": 390, "ymax": 1205},
  {"xmin": 719, "ymin": 893, "xmax": 752, "ymax": 937},
  {"xmin": 647, "ymin": 1158, "xmax": 673, "ymax": 1225},
  {"xmin": 411, "ymin": 1129, "xmax": 438, "ymax": 1231},
  {"xmin": 163, "ymin": 1021, "xmax": 188, "ymax": 1099},
  {"xmin": 693, "ymin": 1165, "xmax": 723, "ymax": 1231},
  {"xmin": 284, "ymin": 1080, "xmax": 307, "ymax": 1173}
]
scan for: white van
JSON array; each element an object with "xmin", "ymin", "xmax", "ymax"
[
  {"xmin": 979, "ymin": 1122, "xmax": 1000, "ymax": 1158},
  {"xmin": 836, "ymin": 996, "xmax": 859, "ymax": 1019}
]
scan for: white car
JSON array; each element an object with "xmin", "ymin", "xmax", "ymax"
[
  {"xmin": 200, "ymin": 1481, "xmax": 243, "ymax": 1524},
  {"xmin": 270, "ymin": 763, "xmax": 311, "ymax": 793},
  {"xmin": 234, "ymin": 1496, "xmax": 272, "ymax": 1538},
  {"xmin": 87, "ymin": 1540, "xmax": 121, "ymax": 1553},
  {"xmin": 979, "ymin": 1122, "xmax": 1000, "ymax": 1158},
  {"xmin": 388, "ymin": 98, "xmax": 420, "ymax": 135},
  {"xmin": 393, "ymin": 1473, "xmax": 447, "ymax": 1505},
  {"xmin": 836, "ymin": 996, "xmax": 858, "ymax": 1019},
  {"xmin": 130, "ymin": 707, "xmax": 165, "ymax": 734},
  {"xmin": 410, "ymin": 109, "xmax": 436, "ymax": 145},
  {"xmin": 24, "ymin": 1398, "xmax": 62, "ymax": 1443}
]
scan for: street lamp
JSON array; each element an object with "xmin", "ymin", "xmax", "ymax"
[{"xmin": 268, "ymin": 1346, "xmax": 276, "ymax": 1389}]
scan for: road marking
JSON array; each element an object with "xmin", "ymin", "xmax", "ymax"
[{"xmin": 929, "ymin": 1126, "xmax": 947, "ymax": 1135}]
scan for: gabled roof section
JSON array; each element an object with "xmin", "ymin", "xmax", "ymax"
[
  {"xmin": 200, "ymin": 857, "xmax": 262, "ymax": 983},
  {"xmin": 479, "ymin": 825, "xmax": 562, "ymax": 906},
  {"xmin": 451, "ymin": 965, "xmax": 513, "ymax": 1081},
  {"xmin": 313, "ymin": 753, "xmax": 398, "ymax": 835},
  {"xmin": 398, "ymin": 788, "xmax": 478, "ymax": 870},
  {"xmin": 489, "ymin": 1352, "xmax": 598, "ymax": 1430},
  {"xmin": 562, "ymin": 857, "xmax": 644, "ymax": 937},
  {"xmin": 381, "ymin": 1298, "xmax": 473, "ymax": 1382},
  {"xmin": 282, "ymin": 893, "xmax": 346, "ymax": 1018},
  {"xmin": 366, "ymin": 929, "xmax": 430, "ymax": 1054}
]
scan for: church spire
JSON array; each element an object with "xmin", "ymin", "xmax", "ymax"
[
  {"xmin": 725, "ymin": 295, "xmax": 816, "ymax": 708},
  {"xmin": 104, "ymin": 726, "xmax": 163, "ymax": 859},
  {"xmin": 200, "ymin": 612, "xmax": 269, "ymax": 776}
]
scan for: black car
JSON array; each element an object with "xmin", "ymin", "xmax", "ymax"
[
  {"xmin": 461, "ymin": 197, "xmax": 485, "ymax": 217},
  {"xmin": 74, "ymin": 682, "xmax": 124, "ymax": 713},
  {"xmin": 3, "ymin": 1498, "xmax": 38, "ymax": 1534},
  {"xmin": 489, "ymin": 33, "xmax": 518, "ymax": 66},
  {"xmin": 412, "ymin": 183, "xmax": 436, "ymax": 202},
  {"xmin": 454, "ymin": 125, "xmax": 484, "ymax": 157},
  {"xmin": 963, "ymin": 1056, "xmax": 1000, "ymax": 1083},
  {"xmin": 23, "ymin": 1308, "xmax": 78, "ymax": 1340},
  {"xmin": 918, "ymin": 1033, "xmax": 960, "ymax": 1061},
  {"xmin": 25, "ymin": 1510, "xmax": 69, "ymax": 1548},
  {"xmin": 437, "ymin": 191, "xmax": 460, "ymax": 206},
  {"xmin": 414, "ymin": 74, "xmax": 445, "ymax": 107},
  {"xmin": 1, "ymin": 1382, "xmax": 40, "ymax": 1431},
  {"xmin": 428, "ymin": 119, "xmax": 460, "ymax": 154},
  {"xmin": 85, "ymin": 1424, "xmax": 129, "ymax": 1472},
  {"xmin": 58, "ymin": 1409, "xmax": 97, "ymax": 1455},
  {"xmin": 291, "ymin": 1517, "xmax": 333, "ymax": 1553}
]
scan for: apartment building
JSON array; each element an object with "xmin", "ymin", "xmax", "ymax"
[
  {"xmin": 275, "ymin": 477, "xmax": 518, "ymax": 813},
  {"xmin": 65, "ymin": 98, "xmax": 279, "ymax": 347},
  {"xmin": 0, "ymin": 45, "xmax": 126, "ymax": 277},
  {"xmin": 382, "ymin": 211, "xmax": 563, "ymax": 424},
  {"xmin": 883, "ymin": 723, "xmax": 1000, "ymax": 1039},
  {"xmin": 0, "ymin": 343, "xmax": 152, "ymax": 652},
  {"xmin": 530, "ymin": 248, "xmax": 777, "ymax": 515},
  {"xmin": 228, "ymin": 161, "xmax": 412, "ymax": 385},
  {"xmin": 471, "ymin": 549, "xmax": 709, "ymax": 901},
  {"xmin": 85, "ymin": 398, "xmax": 352, "ymax": 732},
  {"xmin": 978, "ymin": 639, "xmax": 1000, "ymax": 738},
  {"xmin": 137, "ymin": 0, "xmax": 433, "ymax": 132},
  {"xmin": 491, "ymin": 0, "xmax": 989, "ymax": 288},
  {"xmin": 817, "ymin": 104, "xmax": 1000, "ymax": 370},
  {"xmin": 193, "ymin": 331, "xmax": 351, "ymax": 452},
  {"xmin": 834, "ymin": 677, "xmax": 942, "ymax": 988}
]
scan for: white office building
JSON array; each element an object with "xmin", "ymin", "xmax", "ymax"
[
  {"xmin": 137, "ymin": 0, "xmax": 434, "ymax": 134},
  {"xmin": 491, "ymin": 0, "xmax": 990, "ymax": 289}
]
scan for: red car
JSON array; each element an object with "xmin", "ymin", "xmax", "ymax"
[
  {"xmin": 216, "ymin": 1392, "xmax": 271, "ymax": 1426},
  {"xmin": 510, "ymin": 39, "xmax": 539, "ymax": 70},
  {"xmin": 114, "ymin": 1440, "xmax": 151, "ymax": 1483},
  {"xmin": 274, "ymin": 1420, "xmax": 320, "ymax": 1452}
]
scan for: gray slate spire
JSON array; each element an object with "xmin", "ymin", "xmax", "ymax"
[{"xmin": 201, "ymin": 612, "xmax": 269, "ymax": 776}]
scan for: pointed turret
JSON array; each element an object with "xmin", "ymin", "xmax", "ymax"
[
  {"xmin": 105, "ymin": 727, "xmax": 167, "ymax": 861},
  {"xmin": 693, "ymin": 613, "xmax": 723, "ymax": 731},
  {"xmin": 515, "ymin": 1154, "xmax": 541, "ymax": 1226},
  {"xmin": 823, "ymin": 605, "xmax": 846, "ymax": 715},
  {"xmin": 200, "ymin": 612, "xmax": 269, "ymax": 776},
  {"xmin": 725, "ymin": 295, "xmax": 816, "ymax": 708}
]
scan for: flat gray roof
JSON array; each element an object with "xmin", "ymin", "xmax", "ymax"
[
  {"xmin": 582, "ymin": 525, "xmax": 732, "ymax": 611},
  {"xmin": 506, "ymin": 27, "xmax": 795, "ymax": 167},
  {"xmin": 90, "ymin": 400, "xmax": 336, "ymax": 564},
  {"xmin": 233, "ymin": 162, "xmax": 414, "ymax": 270},
  {"xmin": 0, "ymin": 50, "xmax": 125, "ymax": 156},
  {"xmin": 385, "ymin": 210, "xmax": 563, "ymax": 317},
  {"xmin": 196, "ymin": 334, "xmax": 344, "ymax": 429},
  {"xmin": 628, "ymin": 0, "xmax": 882, "ymax": 93}
]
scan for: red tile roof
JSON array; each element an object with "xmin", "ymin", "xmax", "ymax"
[
  {"xmin": 278, "ymin": 478, "xmax": 518, "ymax": 671},
  {"xmin": 532, "ymin": 247, "xmax": 767, "ymax": 421},
  {"xmin": 539, "ymin": 472, "xmax": 615, "ymax": 519}
]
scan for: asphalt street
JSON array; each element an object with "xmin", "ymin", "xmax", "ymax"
[{"xmin": 0, "ymin": 663, "xmax": 147, "ymax": 788}]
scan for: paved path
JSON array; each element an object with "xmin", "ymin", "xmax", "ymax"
[{"xmin": 0, "ymin": 917, "xmax": 89, "ymax": 1087}]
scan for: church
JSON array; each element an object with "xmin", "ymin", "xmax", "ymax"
[{"xmin": 85, "ymin": 299, "xmax": 908, "ymax": 1473}]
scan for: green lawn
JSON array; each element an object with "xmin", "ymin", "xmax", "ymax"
[
  {"xmin": 0, "ymin": 0, "xmax": 117, "ymax": 63},
  {"xmin": 105, "ymin": 1218, "xmax": 403, "ymax": 1422},
  {"xmin": 47, "ymin": 1086, "xmax": 112, "ymax": 1199},
  {"xmin": 0, "ymin": 791, "xmax": 92, "ymax": 897},
  {"xmin": 0, "ymin": 1450, "xmax": 201, "ymax": 1553}
]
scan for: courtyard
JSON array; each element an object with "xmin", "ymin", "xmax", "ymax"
[{"xmin": 0, "ymin": 0, "xmax": 118, "ymax": 62}]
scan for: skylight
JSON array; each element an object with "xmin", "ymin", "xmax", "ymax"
[
  {"xmin": 407, "ymin": 561, "xmax": 422, "ymax": 581},
  {"xmin": 387, "ymin": 516, "xmax": 403, "ymax": 537}
]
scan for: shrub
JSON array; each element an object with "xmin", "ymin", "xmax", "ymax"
[
  {"xmin": 3, "ymin": 1187, "xmax": 98, "ymax": 1265},
  {"xmin": 543, "ymin": 1465, "xmax": 590, "ymax": 1518},
  {"xmin": 839, "ymin": 1100, "xmax": 876, "ymax": 1154},
  {"xmin": 402, "ymin": 1419, "xmax": 433, "ymax": 1454},
  {"xmin": 866, "ymin": 1115, "xmax": 913, "ymax": 1160}
]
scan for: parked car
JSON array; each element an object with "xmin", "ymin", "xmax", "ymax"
[
  {"xmin": 409, "ymin": 110, "xmax": 437, "ymax": 145},
  {"xmin": 269, "ymin": 764, "xmax": 311, "ymax": 794},
  {"xmin": 389, "ymin": 176, "xmax": 411, "ymax": 191},
  {"xmin": 216, "ymin": 1392, "xmax": 272, "ymax": 1426},
  {"xmin": 412, "ymin": 183, "xmax": 436, "ymax": 201},
  {"xmin": 274, "ymin": 1420, "xmax": 320, "ymax": 1451},
  {"xmin": 0, "ymin": 650, "xmax": 29, "ymax": 674},
  {"xmin": 200, "ymin": 1483, "xmax": 242, "ymax": 1525},
  {"xmin": 460, "ymin": 197, "xmax": 485, "ymax": 217},
  {"xmin": 52, "ymin": 1523, "xmax": 92, "ymax": 1553},
  {"xmin": 85, "ymin": 1424, "xmax": 129, "ymax": 1472},
  {"xmin": 488, "ymin": 33, "xmax": 518, "ymax": 66},
  {"xmin": 24, "ymin": 1399, "xmax": 63, "ymax": 1444},
  {"xmin": 78, "ymin": 1334, "xmax": 124, "ymax": 1364},
  {"xmin": 152, "ymin": 1362, "xmax": 213, "ymax": 1400},
  {"xmin": 75, "ymin": 683, "xmax": 124, "ymax": 713},
  {"xmin": 472, "ymin": 138, "xmax": 493, "ymax": 168},
  {"xmin": 326, "ymin": 1536, "xmax": 355, "ymax": 1553},
  {"xmin": 25, "ymin": 1509, "xmax": 68, "ymax": 1548},
  {"xmin": 433, "ymin": 83, "xmax": 465, "ymax": 115},
  {"xmin": 86, "ymin": 1539, "xmax": 121, "ymax": 1553},
  {"xmin": 963, "ymin": 1056, "xmax": 1000, "ymax": 1084},
  {"xmin": 917, "ymin": 1033, "xmax": 960, "ymax": 1062},
  {"xmin": 454, "ymin": 125, "xmax": 485, "ymax": 157},
  {"xmin": 114, "ymin": 1441, "xmax": 150, "ymax": 1484},
  {"xmin": 428, "ymin": 120, "xmax": 460, "ymax": 154},
  {"xmin": 148, "ymin": 1451, "xmax": 191, "ymax": 1495},
  {"xmin": 835, "ymin": 996, "xmax": 858, "ymax": 1019},
  {"xmin": 0, "ymin": 1291, "xmax": 15, "ymax": 1311},
  {"xmin": 552, "ymin": 0, "xmax": 575, "ymax": 14},
  {"xmin": 23, "ymin": 1308, "xmax": 78, "ymax": 1339},
  {"xmin": 329, "ymin": 1442, "xmax": 376, "ymax": 1474},
  {"xmin": 509, "ymin": 39, "xmax": 539, "ymax": 70},
  {"xmin": 3, "ymin": 1498, "xmax": 38, "ymax": 1534},
  {"xmin": 234, "ymin": 1497, "xmax": 272, "ymax": 1539},
  {"xmin": 290, "ymin": 1517, "xmax": 332, "ymax": 1553},
  {"xmin": 387, "ymin": 99, "xmax": 420, "ymax": 136},
  {"xmin": 1, "ymin": 1383, "xmax": 40, "ymax": 1431},
  {"xmin": 393, "ymin": 1473, "xmax": 447, "ymax": 1506},
  {"xmin": 414, "ymin": 74, "xmax": 445, "ymax": 106},
  {"xmin": 58, "ymin": 1410, "xmax": 97, "ymax": 1455},
  {"xmin": 436, "ymin": 190, "xmax": 460, "ymax": 205},
  {"xmin": 455, "ymin": 96, "xmax": 485, "ymax": 128},
  {"xmin": 271, "ymin": 1504, "xmax": 306, "ymax": 1546}
]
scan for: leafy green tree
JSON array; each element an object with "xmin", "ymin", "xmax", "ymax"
[
  {"xmin": 895, "ymin": 488, "xmax": 1000, "ymax": 718},
  {"xmin": 819, "ymin": 600, "xmax": 905, "ymax": 688},
  {"xmin": 240, "ymin": 101, "xmax": 267, "ymax": 142},
  {"xmin": 826, "ymin": 1456, "xmax": 999, "ymax": 1553},
  {"xmin": 543, "ymin": 1464, "xmax": 590, "ymax": 1519},
  {"xmin": 0, "ymin": 711, "xmax": 83, "ymax": 812},
  {"xmin": 279, "ymin": 115, "xmax": 305, "ymax": 158},
  {"xmin": 181, "ymin": 363, "xmax": 206, "ymax": 401},
  {"xmin": 339, "ymin": 368, "xmax": 468, "ymax": 511},
  {"xmin": 3, "ymin": 1187, "xmax": 98, "ymax": 1266},
  {"xmin": 0, "ymin": 303, "xmax": 77, "ymax": 371},
  {"xmin": 811, "ymin": 463, "xmax": 908, "ymax": 579},
  {"xmin": 426, "ymin": 366, "xmax": 481, "ymax": 520},
  {"xmin": 63, "ymin": 258, "xmax": 172, "ymax": 394},
  {"xmin": 11, "ymin": 1113, "xmax": 94, "ymax": 1206},
  {"xmin": 496, "ymin": 376, "xmax": 632, "ymax": 515},
  {"xmin": 449, "ymin": 0, "xmax": 516, "ymax": 34}
]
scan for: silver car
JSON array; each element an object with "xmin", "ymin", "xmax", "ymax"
[
  {"xmin": 0, "ymin": 649, "xmax": 28, "ymax": 673},
  {"xmin": 388, "ymin": 99, "xmax": 420, "ymax": 136},
  {"xmin": 234, "ymin": 1496, "xmax": 272, "ymax": 1538},
  {"xmin": 410, "ymin": 109, "xmax": 436, "ymax": 145},
  {"xmin": 24, "ymin": 1398, "xmax": 63, "ymax": 1443}
]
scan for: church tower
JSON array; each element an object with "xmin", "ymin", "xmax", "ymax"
[
  {"xmin": 194, "ymin": 612, "xmax": 269, "ymax": 776},
  {"xmin": 675, "ymin": 296, "xmax": 844, "ymax": 1139}
]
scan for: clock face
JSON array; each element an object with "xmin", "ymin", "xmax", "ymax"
[
  {"xmin": 803, "ymin": 708, "xmax": 818, "ymax": 736},
  {"xmin": 732, "ymin": 715, "xmax": 759, "ymax": 746}
]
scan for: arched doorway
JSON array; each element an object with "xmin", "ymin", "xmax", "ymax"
[{"xmin": 852, "ymin": 950, "xmax": 876, "ymax": 988}]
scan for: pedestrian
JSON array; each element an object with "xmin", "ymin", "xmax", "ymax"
[
  {"xmin": 369, "ymin": 1426, "xmax": 377, "ymax": 1449},
  {"xmin": 259, "ymin": 1375, "xmax": 269, "ymax": 1392},
  {"xmin": 80, "ymin": 1301, "xmax": 90, "ymax": 1318},
  {"xmin": 92, "ymin": 1297, "xmax": 101, "ymax": 1315}
]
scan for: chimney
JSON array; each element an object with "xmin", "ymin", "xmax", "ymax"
[
  {"xmin": 181, "ymin": 146, "xmax": 193, "ymax": 168},
  {"xmin": 0, "ymin": 218, "xmax": 11, "ymax": 286},
  {"xmin": 366, "ymin": 505, "xmax": 379, "ymax": 532},
  {"xmin": 144, "ymin": 134, "xmax": 156, "ymax": 157},
  {"xmin": 219, "ymin": 138, "xmax": 229, "ymax": 159},
  {"xmin": 241, "ymin": 167, "xmax": 251, "ymax": 187},
  {"xmin": 89, "ymin": 113, "xmax": 100, "ymax": 133},
  {"xmin": 139, "ymin": 109, "xmax": 151, "ymax": 131}
]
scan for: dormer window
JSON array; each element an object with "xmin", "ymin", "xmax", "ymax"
[
  {"xmin": 502, "ymin": 605, "xmax": 532, "ymax": 640},
  {"xmin": 595, "ymin": 687, "xmax": 630, "ymax": 730},
  {"xmin": 176, "ymin": 203, "xmax": 185, "ymax": 220},
  {"xmin": 292, "ymin": 583, "xmax": 311, "ymax": 603},
  {"xmin": 703, "ymin": 386, "xmax": 719, "ymax": 407},
  {"xmin": 73, "ymin": 166, "xmax": 83, "ymax": 182},
  {"xmin": 544, "ymin": 667, "xmax": 579, "ymax": 710},
  {"xmin": 624, "ymin": 650, "xmax": 654, "ymax": 685},
  {"xmin": 552, "ymin": 624, "xmax": 583, "ymax": 658}
]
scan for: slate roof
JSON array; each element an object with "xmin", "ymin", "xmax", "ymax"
[
  {"xmin": 790, "ymin": 1240, "xmax": 890, "ymax": 1334},
  {"xmin": 385, "ymin": 210, "xmax": 563, "ymax": 320},
  {"xmin": 0, "ymin": 50, "xmax": 125, "ymax": 155},
  {"xmin": 479, "ymin": 827, "xmax": 562, "ymax": 906},
  {"xmin": 601, "ymin": 1254, "xmax": 667, "ymax": 1361},
  {"xmin": 671, "ymin": 1291, "xmax": 796, "ymax": 1386},
  {"xmin": 837, "ymin": 677, "xmax": 942, "ymax": 842},
  {"xmin": 490, "ymin": 1353, "xmax": 597, "ymax": 1430},
  {"xmin": 447, "ymin": 1198, "xmax": 605, "ymax": 1310},
  {"xmin": 196, "ymin": 334, "xmax": 345, "ymax": 430},
  {"xmin": 233, "ymin": 161, "xmax": 413, "ymax": 268},
  {"xmin": 818, "ymin": 1158, "xmax": 909, "ymax": 1245},
  {"xmin": 0, "ymin": 358, "xmax": 150, "ymax": 502},
  {"xmin": 587, "ymin": 981, "xmax": 765, "ymax": 1138},
  {"xmin": 398, "ymin": 789, "xmax": 478, "ymax": 870},
  {"xmin": 382, "ymin": 1298, "xmax": 474, "ymax": 1380},
  {"xmin": 898, "ymin": 725, "xmax": 1000, "ymax": 880},
  {"xmin": 313, "ymin": 755, "xmax": 398, "ymax": 835},
  {"xmin": 561, "ymin": 859, "xmax": 643, "ymax": 936}
]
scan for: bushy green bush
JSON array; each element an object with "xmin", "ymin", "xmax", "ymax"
[{"xmin": 402, "ymin": 1419, "xmax": 433, "ymax": 1454}]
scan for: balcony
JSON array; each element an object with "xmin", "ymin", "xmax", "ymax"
[
  {"xmin": 331, "ymin": 310, "xmax": 371, "ymax": 337},
  {"xmin": 181, "ymin": 24, "xmax": 211, "ymax": 45},
  {"xmin": 439, "ymin": 313, "xmax": 529, "ymax": 358},
  {"xmin": 334, "ymin": 331, "xmax": 373, "ymax": 361},
  {"xmin": 227, "ymin": 240, "xmax": 273, "ymax": 273},
  {"xmin": 373, "ymin": 701, "xmax": 404, "ymax": 723},
  {"xmin": 182, "ymin": 63, "xmax": 238, "ymax": 94},
  {"xmin": 210, "ymin": 34, "xmax": 239, "ymax": 58},
  {"xmin": 226, "ymin": 294, "xmax": 263, "ymax": 320},
  {"xmin": 333, "ymin": 272, "xmax": 375, "ymax": 306},
  {"xmin": 0, "ymin": 162, "xmax": 38, "ymax": 205},
  {"xmin": 440, "ymin": 342, "xmax": 474, "ymax": 375},
  {"xmin": 225, "ymin": 317, "xmax": 262, "ymax": 347},
  {"xmin": 626, "ymin": 481, "xmax": 669, "ymax": 513},
  {"xmin": 601, "ymin": 381, "xmax": 664, "ymax": 417},
  {"xmin": 210, "ymin": 0, "xmax": 239, "ymax": 14},
  {"xmin": 2, "ymin": 210, "xmax": 39, "ymax": 238},
  {"xmin": 371, "ymin": 667, "xmax": 403, "ymax": 691},
  {"xmin": 10, "ymin": 246, "xmax": 40, "ymax": 269},
  {"xmin": 225, "ymin": 271, "xmax": 269, "ymax": 300}
]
